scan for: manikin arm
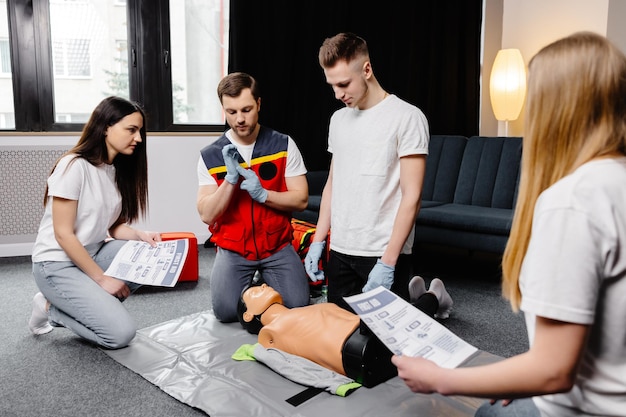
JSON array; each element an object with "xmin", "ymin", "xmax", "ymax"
[{"xmin": 232, "ymin": 343, "xmax": 361, "ymax": 396}]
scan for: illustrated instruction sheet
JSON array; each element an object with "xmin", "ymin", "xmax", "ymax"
[
  {"xmin": 104, "ymin": 239, "xmax": 189, "ymax": 287},
  {"xmin": 344, "ymin": 286, "xmax": 478, "ymax": 368}
]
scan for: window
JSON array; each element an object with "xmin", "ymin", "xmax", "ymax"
[
  {"xmin": 0, "ymin": 1, "xmax": 14, "ymax": 129},
  {"xmin": 50, "ymin": 0, "xmax": 125, "ymax": 124},
  {"xmin": 114, "ymin": 40, "xmax": 127, "ymax": 74},
  {"xmin": 52, "ymin": 39, "xmax": 91, "ymax": 77},
  {"xmin": 169, "ymin": 0, "xmax": 229, "ymax": 125},
  {"xmin": 3, "ymin": 0, "xmax": 229, "ymax": 132},
  {"xmin": 0, "ymin": 113, "xmax": 14, "ymax": 129},
  {"xmin": 0, "ymin": 38, "xmax": 10, "ymax": 74}
]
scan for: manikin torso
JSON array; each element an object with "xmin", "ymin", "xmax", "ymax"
[{"xmin": 258, "ymin": 303, "xmax": 360, "ymax": 375}]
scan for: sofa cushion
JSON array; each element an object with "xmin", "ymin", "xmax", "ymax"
[
  {"xmin": 307, "ymin": 195, "xmax": 322, "ymax": 211},
  {"xmin": 422, "ymin": 135, "xmax": 468, "ymax": 204},
  {"xmin": 413, "ymin": 225, "xmax": 509, "ymax": 254},
  {"xmin": 420, "ymin": 200, "xmax": 448, "ymax": 209},
  {"xmin": 417, "ymin": 204, "xmax": 514, "ymax": 236},
  {"xmin": 306, "ymin": 170, "xmax": 328, "ymax": 196},
  {"xmin": 453, "ymin": 136, "xmax": 522, "ymax": 209}
]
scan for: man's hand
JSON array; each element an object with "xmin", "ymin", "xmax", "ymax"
[
  {"xmin": 222, "ymin": 144, "xmax": 241, "ymax": 184},
  {"xmin": 362, "ymin": 259, "xmax": 394, "ymax": 292},
  {"xmin": 236, "ymin": 165, "xmax": 268, "ymax": 203},
  {"xmin": 304, "ymin": 241, "xmax": 325, "ymax": 282}
]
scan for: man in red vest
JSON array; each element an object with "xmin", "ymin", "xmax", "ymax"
[{"xmin": 197, "ymin": 72, "xmax": 310, "ymax": 322}]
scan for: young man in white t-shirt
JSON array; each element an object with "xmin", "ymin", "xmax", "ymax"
[{"xmin": 305, "ymin": 33, "xmax": 451, "ymax": 317}]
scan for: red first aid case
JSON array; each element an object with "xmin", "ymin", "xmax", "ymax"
[{"xmin": 160, "ymin": 232, "xmax": 199, "ymax": 282}]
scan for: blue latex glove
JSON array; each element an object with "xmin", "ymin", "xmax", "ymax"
[
  {"xmin": 304, "ymin": 241, "xmax": 325, "ymax": 282},
  {"xmin": 236, "ymin": 165, "xmax": 268, "ymax": 203},
  {"xmin": 221, "ymin": 144, "xmax": 241, "ymax": 184},
  {"xmin": 362, "ymin": 259, "xmax": 395, "ymax": 292}
]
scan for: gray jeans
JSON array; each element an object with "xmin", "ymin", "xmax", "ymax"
[
  {"xmin": 33, "ymin": 239, "xmax": 141, "ymax": 349},
  {"xmin": 210, "ymin": 244, "xmax": 310, "ymax": 322}
]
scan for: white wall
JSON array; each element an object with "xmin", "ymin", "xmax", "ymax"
[
  {"xmin": 0, "ymin": 133, "xmax": 216, "ymax": 257},
  {"xmin": 481, "ymin": 0, "xmax": 620, "ymax": 137},
  {"xmin": 502, "ymin": 0, "xmax": 609, "ymax": 137},
  {"xmin": 132, "ymin": 134, "xmax": 217, "ymax": 244}
]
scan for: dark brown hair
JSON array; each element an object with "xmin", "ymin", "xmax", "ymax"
[
  {"xmin": 45, "ymin": 96, "xmax": 149, "ymax": 223},
  {"xmin": 217, "ymin": 72, "xmax": 261, "ymax": 103}
]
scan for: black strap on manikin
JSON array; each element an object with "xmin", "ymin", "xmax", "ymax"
[{"xmin": 285, "ymin": 387, "xmax": 325, "ymax": 406}]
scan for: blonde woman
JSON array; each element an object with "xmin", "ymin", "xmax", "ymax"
[{"xmin": 392, "ymin": 32, "xmax": 626, "ymax": 417}]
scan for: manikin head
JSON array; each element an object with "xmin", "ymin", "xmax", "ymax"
[{"xmin": 237, "ymin": 283, "xmax": 284, "ymax": 334}]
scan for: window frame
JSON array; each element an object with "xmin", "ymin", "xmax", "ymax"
[{"xmin": 4, "ymin": 0, "xmax": 225, "ymax": 132}]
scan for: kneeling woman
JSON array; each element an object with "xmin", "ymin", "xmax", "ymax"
[{"xmin": 29, "ymin": 96, "xmax": 161, "ymax": 349}]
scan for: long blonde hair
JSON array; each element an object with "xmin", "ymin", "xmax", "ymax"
[{"xmin": 502, "ymin": 32, "xmax": 626, "ymax": 310}]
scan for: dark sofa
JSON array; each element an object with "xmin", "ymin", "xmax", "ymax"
[
  {"xmin": 416, "ymin": 135, "xmax": 522, "ymax": 254},
  {"xmin": 293, "ymin": 135, "xmax": 522, "ymax": 255},
  {"xmin": 295, "ymin": 170, "xmax": 328, "ymax": 224}
]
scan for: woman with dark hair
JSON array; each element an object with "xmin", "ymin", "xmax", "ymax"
[{"xmin": 28, "ymin": 96, "xmax": 161, "ymax": 349}]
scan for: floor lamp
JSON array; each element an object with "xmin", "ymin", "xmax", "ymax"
[{"xmin": 489, "ymin": 48, "xmax": 527, "ymax": 136}]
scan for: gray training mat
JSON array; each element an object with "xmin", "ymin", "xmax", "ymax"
[{"xmin": 104, "ymin": 310, "xmax": 500, "ymax": 417}]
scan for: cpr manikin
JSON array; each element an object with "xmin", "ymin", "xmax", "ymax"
[{"xmin": 238, "ymin": 283, "xmax": 397, "ymax": 387}]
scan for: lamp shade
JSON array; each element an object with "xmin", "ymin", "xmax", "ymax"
[{"xmin": 489, "ymin": 48, "xmax": 527, "ymax": 121}]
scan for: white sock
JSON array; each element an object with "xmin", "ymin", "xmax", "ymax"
[
  {"xmin": 428, "ymin": 278, "xmax": 453, "ymax": 319},
  {"xmin": 408, "ymin": 276, "xmax": 426, "ymax": 303},
  {"xmin": 28, "ymin": 292, "xmax": 53, "ymax": 335}
]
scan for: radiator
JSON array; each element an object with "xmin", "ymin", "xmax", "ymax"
[{"xmin": 0, "ymin": 146, "xmax": 70, "ymax": 254}]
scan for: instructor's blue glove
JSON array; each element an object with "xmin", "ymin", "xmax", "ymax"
[
  {"xmin": 304, "ymin": 241, "xmax": 325, "ymax": 282},
  {"xmin": 221, "ymin": 144, "xmax": 241, "ymax": 184},
  {"xmin": 236, "ymin": 165, "xmax": 268, "ymax": 203},
  {"xmin": 362, "ymin": 259, "xmax": 395, "ymax": 292}
]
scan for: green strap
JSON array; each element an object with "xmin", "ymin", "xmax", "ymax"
[{"xmin": 231, "ymin": 343, "xmax": 259, "ymax": 361}]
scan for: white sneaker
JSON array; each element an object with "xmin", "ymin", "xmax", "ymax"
[
  {"xmin": 28, "ymin": 292, "xmax": 53, "ymax": 335},
  {"xmin": 429, "ymin": 278, "xmax": 453, "ymax": 319}
]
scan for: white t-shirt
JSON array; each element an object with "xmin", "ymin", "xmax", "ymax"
[
  {"xmin": 520, "ymin": 158, "xmax": 626, "ymax": 416},
  {"xmin": 32, "ymin": 155, "xmax": 122, "ymax": 262},
  {"xmin": 197, "ymin": 129, "xmax": 307, "ymax": 186},
  {"xmin": 327, "ymin": 94, "xmax": 429, "ymax": 256}
]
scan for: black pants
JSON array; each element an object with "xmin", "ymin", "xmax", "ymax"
[{"xmin": 326, "ymin": 250, "xmax": 438, "ymax": 316}]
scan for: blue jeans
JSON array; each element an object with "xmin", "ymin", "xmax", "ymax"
[
  {"xmin": 475, "ymin": 399, "xmax": 541, "ymax": 417},
  {"xmin": 210, "ymin": 244, "xmax": 310, "ymax": 322},
  {"xmin": 33, "ymin": 239, "xmax": 141, "ymax": 349}
]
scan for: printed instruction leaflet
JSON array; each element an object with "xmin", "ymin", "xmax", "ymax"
[
  {"xmin": 344, "ymin": 286, "xmax": 478, "ymax": 368},
  {"xmin": 104, "ymin": 239, "xmax": 189, "ymax": 287}
]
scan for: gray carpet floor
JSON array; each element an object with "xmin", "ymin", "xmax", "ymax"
[{"xmin": 0, "ymin": 245, "xmax": 528, "ymax": 417}]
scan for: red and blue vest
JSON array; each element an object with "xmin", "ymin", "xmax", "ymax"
[{"xmin": 200, "ymin": 127, "xmax": 294, "ymax": 260}]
